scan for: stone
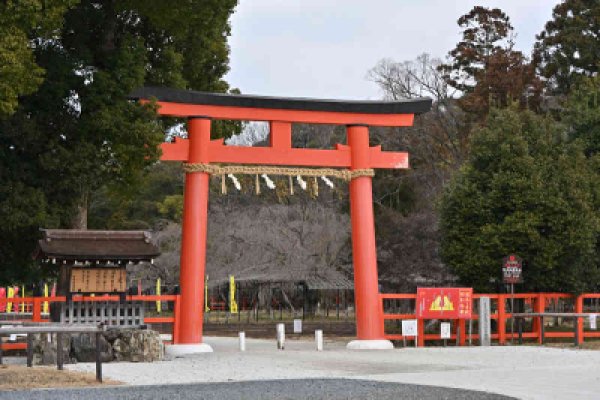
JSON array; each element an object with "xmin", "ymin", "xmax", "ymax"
[
  {"xmin": 71, "ymin": 333, "xmax": 113, "ymax": 363},
  {"xmin": 30, "ymin": 328, "xmax": 163, "ymax": 364},
  {"xmin": 31, "ymin": 333, "xmax": 73, "ymax": 365}
]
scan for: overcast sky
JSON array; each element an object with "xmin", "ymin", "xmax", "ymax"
[{"xmin": 224, "ymin": 0, "xmax": 555, "ymax": 100}]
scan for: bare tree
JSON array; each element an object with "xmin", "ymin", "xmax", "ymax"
[
  {"xmin": 368, "ymin": 53, "xmax": 456, "ymax": 101},
  {"xmin": 368, "ymin": 53, "xmax": 470, "ymax": 197}
]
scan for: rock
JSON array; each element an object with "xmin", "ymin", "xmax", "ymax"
[
  {"xmin": 71, "ymin": 333, "xmax": 113, "ymax": 363},
  {"xmin": 31, "ymin": 328, "xmax": 163, "ymax": 364},
  {"xmin": 31, "ymin": 333, "xmax": 72, "ymax": 365},
  {"xmin": 112, "ymin": 329, "xmax": 164, "ymax": 362}
]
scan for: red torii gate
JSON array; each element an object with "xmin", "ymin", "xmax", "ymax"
[{"xmin": 132, "ymin": 87, "xmax": 431, "ymax": 353}]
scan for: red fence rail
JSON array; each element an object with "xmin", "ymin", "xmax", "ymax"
[
  {"xmin": 3, "ymin": 292, "xmax": 600, "ymax": 351},
  {"xmin": 380, "ymin": 292, "xmax": 600, "ymax": 346},
  {"xmin": 0, "ymin": 295, "xmax": 180, "ymax": 351}
]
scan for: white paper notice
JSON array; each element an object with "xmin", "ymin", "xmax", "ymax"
[
  {"xmin": 441, "ymin": 322, "xmax": 451, "ymax": 339},
  {"xmin": 590, "ymin": 315, "xmax": 597, "ymax": 330},
  {"xmin": 293, "ymin": 319, "xmax": 302, "ymax": 333},
  {"xmin": 402, "ymin": 319, "xmax": 418, "ymax": 337}
]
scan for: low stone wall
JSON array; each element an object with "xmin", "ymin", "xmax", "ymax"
[{"xmin": 32, "ymin": 328, "xmax": 164, "ymax": 365}]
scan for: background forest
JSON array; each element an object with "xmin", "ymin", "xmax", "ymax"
[{"xmin": 1, "ymin": 1, "xmax": 599, "ymax": 294}]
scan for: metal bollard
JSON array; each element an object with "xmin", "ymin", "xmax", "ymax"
[
  {"xmin": 315, "ymin": 330, "xmax": 323, "ymax": 351},
  {"xmin": 239, "ymin": 331, "xmax": 246, "ymax": 352},
  {"xmin": 276, "ymin": 323, "xmax": 285, "ymax": 350}
]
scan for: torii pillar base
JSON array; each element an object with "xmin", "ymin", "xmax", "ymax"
[
  {"xmin": 347, "ymin": 340, "xmax": 394, "ymax": 350},
  {"xmin": 166, "ymin": 343, "xmax": 213, "ymax": 357}
]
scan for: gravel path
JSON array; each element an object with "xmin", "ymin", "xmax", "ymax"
[
  {"xmin": 60, "ymin": 336, "xmax": 600, "ymax": 399},
  {"xmin": 0, "ymin": 379, "xmax": 515, "ymax": 400}
]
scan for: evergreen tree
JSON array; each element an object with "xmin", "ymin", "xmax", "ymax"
[
  {"xmin": 534, "ymin": 0, "xmax": 600, "ymax": 94},
  {"xmin": 0, "ymin": 0, "xmax": 238, "ymax": 284},
  {"xmin": 440, "ymin": 109, "xmax": 599, "ymax": 292},
  {"xmin": 563, "ymin": 76, "xmax": 600, "ymax": 157}
]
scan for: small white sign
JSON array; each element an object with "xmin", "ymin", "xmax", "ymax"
[
  {"xmin": 293, "ymin": 319, "xmax": 302, "ymax": 333},
  {"xmin": 440, "ymin": 322, "xmax": 451, "ymax": 339},
  {"xmin": 590, "ymin": 315, "xmax": 597, "ymax": 330},
  {"xmin": 402, "ymin": 319, "xmax": 418, "ymax": 337}
]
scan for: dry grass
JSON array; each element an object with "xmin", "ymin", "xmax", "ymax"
[{"xmin": 0, "ymin": 364, "xmax": 121, "ymax": 391}]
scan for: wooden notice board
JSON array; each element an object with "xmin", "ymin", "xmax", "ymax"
[{"xmin": 70, "ymin": 268, "xmax": 126, "ymax": 293}]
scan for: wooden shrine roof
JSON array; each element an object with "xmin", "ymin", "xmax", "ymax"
[
  {"xmin": 34, "ymin": 229, "xmax": 160, "ymax": 262},
  {"xmin": 130, "ymin": 86, "xmax": 432, "ymax": 115}
]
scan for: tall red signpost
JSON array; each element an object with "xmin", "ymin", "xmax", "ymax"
[{"xmin": 132, "ymin": 87, "xmax": 431, "ymax": 353}]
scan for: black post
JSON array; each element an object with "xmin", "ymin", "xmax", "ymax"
[
  {"xmin": 95, "ymin": 332, "xmax": 102, "ymax": 383},
  {"xmin": 518, "ymin": 318, "xmax": 523, "ymax": 345},
  {"xmin": 0, "ymin": 335, "xmax": 3, "ymax": 365},
  {"xmin": 26, "ymin": 334, "xmax": 33, "ymax": 367},
  {"xmin": 336, "ymin": 289, "xmax": 340, "ymax": 320},
  {"xmin": 574, "ymin": 316, "xmax": 580, "ymax": 346},
  {"xmin": 540, "ymin": 317, "xmax": 545, "ymax": 345},
  {"xmin": 510, "ymin": 283, "xmax": 515, "ymax": 344},
  {"xmin": 56, "ymin": 332, "xmax": 64, "ymax": 370}
]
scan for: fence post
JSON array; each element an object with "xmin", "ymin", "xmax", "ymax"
[
  {"xmin": 535, "ymin": 293, "xmax": 545, "ymax": 344},
  {"xmin": 458, "ymin": 319, "xmax": 466, "ymax": 346},
  {"xmin": 417, "ymin": 318, "xmax": 425, "ymax": 347},
  {"xmin": 478, "ymin": 297, "xmax": 491, "ymax": 346},
  {"xmin": 32, "ymin": 298, "xmax": 42, "ymax": 322},
  {"xmin": 26, "ymin": 334, "xmax": 33, "ymax": 367},
  {"xmin": 173, "ymin": 295, "xmax": 181, "ymax": 344},
  {"xmin": 379, "ymin": 295, "xmax": 386, "ymax": 338},
  {"xmin": 498, "ymin": 295, "xmax": 506, "ymax": 345},
  {"xmin": 575, "ymin": 295, "xmax": 584, "ymax": 345}
]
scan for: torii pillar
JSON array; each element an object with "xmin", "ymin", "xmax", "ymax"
[{"xmin": 131, "ymin": 87, "xmax": 431, "ymax": 353}]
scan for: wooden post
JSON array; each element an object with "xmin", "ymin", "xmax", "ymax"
[
  {"xmin": 535, "ymin": 293, "xmax": 545, "ymax": 344},
  {"xmin": 178, "ymin": 117, "xmax": 211, "ymax": 345},
  {"xmin": 32, "ymin": 298, "xmax": 42, "ymax": 323},
  {"xmin": 347, "ymin": 124, "xmax": 385, "ymax": 340},
  {"xmin": 173, "ymin": 294, "xmax": 181, "ymax": 344},
  {"xmin": 27, "ymin": 334, "xmax": 33, "ymax": 367},
  {"xmin": 56, "ymin": 332, "xmax": 64, "ymax": 370},
  {"xmin": 498, "ymin": 295, "xmax": 506, "ymax": 345},
  {"xmin": 575, "ymin": 295, "xmax": 584, "ymax": 344},
  {"xmin": 518, "ymin": 317, "xmax": 523, "ymax": 345},
  {"xmin": 574, "ymin": 316, "xmax": 580, "ymax": 346},
  {"xmin": 96, "ymin": 332, "xmax": 102, "ymax": 382}
]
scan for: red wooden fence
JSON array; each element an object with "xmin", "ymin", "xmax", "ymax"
[
  {"xmin": 0, "ymin": 295, "xmax": 180, "ymax": 351},
  {"xmin": 380, "ymin": 292, "xmax": 600, "ymax": 346},
  {"xmin": 2, "ymin": 292, "xmax": 600, "ymax": 351}
]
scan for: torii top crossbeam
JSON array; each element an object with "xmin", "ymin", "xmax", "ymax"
[
  {"xmin": 130, "ymin": 87, "xmax": 431, "ymax": 169},
  {"xmin": 131, "ymin": 86, "xmax": 432, "ymax": 353}
]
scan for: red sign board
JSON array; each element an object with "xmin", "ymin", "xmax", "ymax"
[
  {"xmin": 416, "ymin": 287, "xmax": 473, "ymax": 319},
  {"xmin": 502, "ymin": 254, "xmax": 523, "ymax": 284}
]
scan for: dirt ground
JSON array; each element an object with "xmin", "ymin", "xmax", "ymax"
[{"xmin": 0, "ymin": 365, "xmax": 120, "ymax": 391}]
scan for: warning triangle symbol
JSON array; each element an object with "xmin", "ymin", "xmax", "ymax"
[{"xmin": 429, "ymin": 295, "xmax": 454, "ymax": 311}]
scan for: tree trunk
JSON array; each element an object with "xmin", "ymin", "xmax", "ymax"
[{"xmin": 71, "ymin": 191, "xmax": 88, "ymax": 229}]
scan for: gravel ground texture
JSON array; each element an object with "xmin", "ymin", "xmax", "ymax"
[
  {"xmin": 4, "ymin": 335, "xmax": 600, "ymax": 399},
  {"xmin": 0, "ymin": 379, "xmax": 515, "ymax": 400}
]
